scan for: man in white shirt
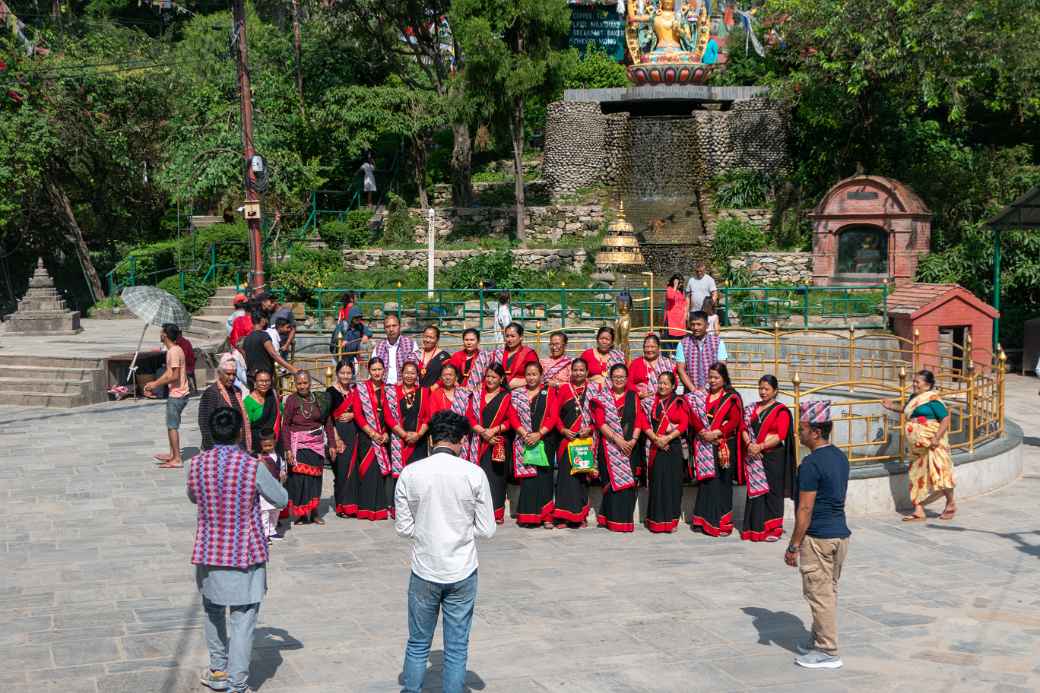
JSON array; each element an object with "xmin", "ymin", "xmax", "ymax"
[
  {"xmin": 374, "ymin": 314, "xmax": 417, "ymax": 385},
  {"xmin": 395, "ymin": 410, "xmax": 496, "ymax": 693},
  {"xmin": 685, "ymin": 261, "xmax": 718, "ymax": 315}
]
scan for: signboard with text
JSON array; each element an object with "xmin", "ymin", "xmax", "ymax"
[{"xmin": 569, "ymin": 5, "xmax": 626, "ymax": 63}]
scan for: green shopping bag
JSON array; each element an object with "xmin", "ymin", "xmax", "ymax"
[{"xmin": 522, "ymin": 440, "xmax": 550, "ymax": 467}]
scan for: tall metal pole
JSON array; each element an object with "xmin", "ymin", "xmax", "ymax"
[
  {"xmin": 992, "ymin": 227, "xmax": 1001, "ymax": 350},
  {"xmin": 232, "ymin": 0, "xmax": 265, "ymax": 291}
]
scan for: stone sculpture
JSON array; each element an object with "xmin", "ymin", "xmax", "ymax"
[{"xmin": 4, "ymin": 258, "xmax": 82, "ymax": 335}]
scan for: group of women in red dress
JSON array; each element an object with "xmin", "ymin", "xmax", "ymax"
[{"xmin": 274, "ymin": 321, "xmax": 796, "ymax": 541}]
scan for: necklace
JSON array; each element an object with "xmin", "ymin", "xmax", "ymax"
[
  {"xmin": 300, "ymin": 392, "xmax": 318, "ymax": 420},
  {"xmin": 402, "ymin": 386, "xmax": 417, "ymax": 408}
]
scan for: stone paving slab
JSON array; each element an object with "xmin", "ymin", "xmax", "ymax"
[{"xmin": 0, "ymin": 377, "xmax": 1038, "ymax": 692}]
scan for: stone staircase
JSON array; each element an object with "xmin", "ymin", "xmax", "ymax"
[
  {"xmin": 0, "ymin": 354, "xmax": 107, "ymax": 408},
  {"xmin": 185, "ymin": 286, "xmax": 238, "ymax": 344}
]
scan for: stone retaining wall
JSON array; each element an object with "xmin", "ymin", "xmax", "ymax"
[
  {"xmin": 408, "ymin": 205, "xmax": 604, "ymax": 245},
  {"xmin": 729, "ymin": 251, "xmax": 812, "ymax": 284},
  {"xmin": 342, "ymin": 248, "xmax": 587, "ymax": 273},
  {"xmin": 430, "ymin": 180, "xmax": 550, "ymax": 207}
]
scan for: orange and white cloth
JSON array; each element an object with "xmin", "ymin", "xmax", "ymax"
[{"xmin": 903, "ymin": 391, "xmax": 955, "ymax": 504}]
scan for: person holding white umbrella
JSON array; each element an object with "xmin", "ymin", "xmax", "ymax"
[{"xmin": 144, "ymin": 323, "xmax": 190, "ymax": 468}]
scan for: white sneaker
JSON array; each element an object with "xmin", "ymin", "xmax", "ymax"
[{"xmin": 795, "ymin": 649, "xmax": 843, "ymax": 669}]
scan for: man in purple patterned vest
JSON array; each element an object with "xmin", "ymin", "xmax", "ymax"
[
  {"xmin": 188, "ymin": 407, "xmax": 287, "ymax": 693},
  {"xmin": 676, "ymin": 310, "xmax": 729, "ymax": 393},
  {"xmin": 374, "ymin": 313, "xmax": 418, "ymax": 385}
]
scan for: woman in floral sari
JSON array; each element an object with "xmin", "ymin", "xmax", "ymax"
[{"xmin": 883, "ymin": 369, "xmax": 956, "ymax": 521}]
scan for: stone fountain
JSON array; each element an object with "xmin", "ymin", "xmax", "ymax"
[{"xmin": 5, "ymin": 258, "xmax": 82, "ymax": 335}]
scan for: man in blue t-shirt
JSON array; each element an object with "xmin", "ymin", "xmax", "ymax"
[{"xmin": 785, "ymin": 401, "xmax": 850, "ymax": 670}]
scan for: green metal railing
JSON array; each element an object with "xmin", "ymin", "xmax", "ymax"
[
  {"xmin": 718, "ymin": 284, "xmax": 888, "ymax": 329},
  {"xmin": 104, "ymin": 240, "xmax": 251, "ymax": 297}
]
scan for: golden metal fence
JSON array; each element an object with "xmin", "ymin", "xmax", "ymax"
[{"xmin": 278, "ymin": 323, "xmax": 1006, "ymax": 468}]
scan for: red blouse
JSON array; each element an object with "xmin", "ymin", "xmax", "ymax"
[
  {"xmin": 591, "ymin": 391, "xmax": 650, "ymax": 432},
  {"xmin": 705, "ymin": 390, "xmax": 742, "ymax": 438},
  {"xmin": 749, "ymin": 401, "xmax": 792, "ymax": 443},
  {"xmin": 626, "ymin": 356, "xmax": 677, "ymax": 396},
  {"xmin": 499, "ymin": 345, "xmax": 539, "ymax": 383},
  {"xmin": 508, "ymin": 387, "xmax": 559, "ymax": 433}
]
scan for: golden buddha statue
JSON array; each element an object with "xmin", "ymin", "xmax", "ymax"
[
  {"xmin": 630, "ymin": 0, "xmax": 695, "ymax": 54},
  {"xmin": 614, "ymin": 293, "xmax": 633, "ymax": 361}
]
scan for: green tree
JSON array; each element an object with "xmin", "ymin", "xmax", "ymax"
[{"xmin": 453, "ymin": 0, "xmax": 570, "ymax": 242}]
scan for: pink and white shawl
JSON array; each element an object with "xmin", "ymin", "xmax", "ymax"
[
  {"xmin": 358, "ymin": 382, "xmax": 390, "ymax": 476},
  {"xmin": 447, "ymin": 388, "xmax": 478, "ymax": 462},
  {"xmin": 742, "ymin": 403, "xmax": 769, "ymax": 498},
  {"xmin": 541, "ymin": 356, "xmax": 572, "ymax": 386},
  {"xmin": 589, "ymin": 388, "xmax": 636, "ymax": 492},
  {"xmin": 385, "ymin": 385, "xmax": 405, "ymax": 477},
  {"xmin": 685, "ymin": 389, "xmax": 716, "ymax": 480},
  {"xmin": 510, "ymin": 389, "xmax": 542, "ymax": 480},
  {"xmin": 680, "ymin": 333, "xmax": 720, "ymax": 391}
]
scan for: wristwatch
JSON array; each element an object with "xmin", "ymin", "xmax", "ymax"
[{"xmin": 786, "ymin": 544, "xmax": 799, "ymax": 553}]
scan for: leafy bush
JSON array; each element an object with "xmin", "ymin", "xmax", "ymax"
[
  {"xmin": 112, "ymin": 240, "xmax": 179, "ymax": 286},
  {"xmin": 443, "ymin": 250, "xmax": 517, "ymax": 290},
  {"xmin": 319, "ymin": 209, "xmax": 375, "ymax": 249},
  {"xmin": 267, "ymin": 246, "xmax": 344, "ymax": 302},
  {"xmin": 711, "ymin": 218, "xmax": 769, "ymax": 277},
  {"xmin": 710, "ymin": 169, "xmax": 771, "ymax": 209},
  {"xmin": 157, "ymin": 274, "xmax": 214, "ymax": 313},
  {"xmin": 562, "ymin": 46, "xmax": 629, "ymax": 90},
  {"xmin": 381, "ymin": 193, "xmax": 419, "ymax": 247}
]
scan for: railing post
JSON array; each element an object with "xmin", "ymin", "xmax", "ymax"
[
  {"xmin": 897, "ymin": 367, "xmax": 907, "ymax": 465},
  {"xmin": 130, "ymin": 256, "xmax": 137, "ymax": 286},
  {"xmin": 912, "ymin": 328, "xmax": 920, "ymax": 370},
  {"xmin": 179, "ymin": 272, "xmax": 185, "ymax": 293},
  {"xmin": 792, "ymin": 372, "xmax": 802, "ymax": 465},
  {"xmin": 801, "ymin": 285, "xmax": 809, "ymax": 329},
  {"xmin": 535, "ymin": 320, "xmax": 543, "ymax": 352},
  {"xmin": 966, "ymin": 361, "xmax": 976, "ymax": 453},
  {"xmin": 998, "ymin": 347, "xmax": 1007, "ymax": 436},
  {"xmin": 773, "ymin": 321, "xmax": 781, "ymax": 375},
  {"xmin": 325, "ymin": 365, "xmax": 334, "ymax": 388},
  {"xmin": 396, "ymin": 282, "xmax": 402, "ymax": 321},
  {"xmin": 560, "ymin": 281, "xmax": 567, "ymax": 329},
  {"xmin": 317, "ymin": 291, "xmax": 324, "ymax": 329},
  {"xmin": 963, "ymin": 332, "xmax": 973, "ymax": 380},
  {"xmin": 210, "ymin": 243, "xmax": 217, "ymax": 278},
  {"xmin": 479, "ymin": 282, "xmax": 485, "ymax": 336},
  {"xmin": 848, "ymin": 324, "xmax": 856, "ymax": 392}
]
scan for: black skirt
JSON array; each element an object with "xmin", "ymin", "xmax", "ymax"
[
  {"xmin": 553, "ymin": 439, "xmax": 591, "ymax": 525},
  {"xmin": 741, "ymin": 445, "xmax": 788, "ymax": 541},
  {"xmin": 286, "ymin": 448, "xmax": 323, "ymax": 519},
  {"xmin": 645, "ymin": 439, "xmax": 684, "ymax": 533},
  {"xmin": 516, "ymin": 465, "xmax": 555, "ymax": 526},
  {"xmin": 596, "ymin": 445, "xmax": 636, "ymax": 532},
  {"xmin": 332, "ymin": 420, "xmax": 358, "ymax": 516},
  {"xmin": 350, "ymin": 434, "xmax": 390, "ymax": 521},
  {"xmin": 691, "ymin": 438, "xmax": 736, "ymax": 537},
  {"xmin": 477, "ymin": 445, "xmax": 508, "ymax": 523}
]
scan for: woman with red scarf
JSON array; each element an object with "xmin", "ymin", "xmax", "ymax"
[
  {"xmin": 495, "ymin": 322, "xmax": 539, "ymax": 390},
  {"xmin": 428, "ymin": 363, "xmax": 476, "ymax": 462},
  {"xmin": 627, "ymin": 333, "xmax": 677, "ymax": 401},
  {"xmin": 579, "ymin": 326, "xmax": 627, "ymax": 385},
  {"xmin": 448, "ymin": 328, "xmax": 490, "ymax": 392},
  {"xmin": 348, "ymin": 357, "xmax": 392, "ymax": 521},
  {"xmin": 509, "ymin": 361, "xmax": 558, "ymax": 528},
  {"xmin": 383, "ymin": 361, "xmax": 432, "ymax": 509},
  {"xmin": 689, "ymin": 362, "xmax": 744, "ymax": 537},
  {"xmin": 326, "ymin": 359, "xmax": 358, "ymax": 518},
  {"xmin": 468, "ymin": 363, "xmax": 513, "ymax": 523},
  {"xmin": 642, "ymin": 371, "xmax": 688, "ymax": 533},
  {"xmin": 553, "ymin": 358, "xmax": 597, "ymax": 527},
  {"xmin": 592, "ymin": 363, "xmax": 646, "ymax": 532},
  {"xmin": 741, "ymin": 374, "xmax": 795, "ymax": 542},
  {"xmin": 281, "ymin": 371, "xmax": 338, "ymax": 525}
]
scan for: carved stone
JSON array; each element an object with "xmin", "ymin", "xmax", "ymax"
[{"xmin": 5, "ymin": 258, "xmax": 82, "ymax": 335}]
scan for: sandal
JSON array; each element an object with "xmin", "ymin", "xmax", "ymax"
[
  {"xmin": 152, "ymin": 453, "xmax": 173, "ymax": 462},
  {"xmin": 939, "ymin": 507, "xmax": 957, "ymax": 520},
  {"xmin": 157, "ymin": 461, "xmax": 183, "ymax": 469},
  {"xmin": 902, "ymin": 514, "xmax": 926, "ymax": 522},
  {"xmin": 312, "ymin": 516, "xmax": 325, "ymax": 526}
]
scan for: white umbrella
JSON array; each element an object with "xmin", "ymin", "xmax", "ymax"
[{"xmin": 120, "ymin": 285, "xmax": 193, "ymax": 384}]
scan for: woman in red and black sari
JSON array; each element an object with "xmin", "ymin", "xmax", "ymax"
[
  {"xmin": 627, "ymin": 333, "xmax": 677, "ymax": 402},
  {"xmin": 496, "ymin": 322, "xmax": 539, "ymax": 390},
  {"xmin": 509, "ymin": 361, "xmax": 558, "ymax": 528},
  {"xmin": 554, "ymin": 358, "xmax": 596, "ymax": 527},
  {"xmin": 384, "ymin": 361, "xmax": 432, "ymax": 510},
  {"xmin": 326, "ymin": 359, "xmax": 358, "ymax": 518},
  {"xmin": 428, "ymin": 363, "xmax": 476, "ymax": 461},
  {"xmin": 579, "ymin": 326, "xmax": 627, "ymax": 386},
  {"xmin": 348, "ymin": 357, "xmax": 392, "ymax": 521},
  {"xmin": 689, "ymin": 362, "xmax": 744, "ymax": 537},
  {"xmin": 643, "ymin": 371, "xmax": 688, "ymax": 533},
  {"xmin": 592, "ymin": 363, "xmax": 645, "ymax": 532},
  {"xmin": 282, "ymin": 371, "xmax": 338, "ymax": 525},
  {"xmin": 741, "ymin": 374, "xmax": 795, "ymax": 542},
  {"xmin": 468, "ymin": 363, "xmax": 513, "ymax": 523},
  {"xmin": 449, "ymin": 328, "xmax": 490, "ymax": 392}
]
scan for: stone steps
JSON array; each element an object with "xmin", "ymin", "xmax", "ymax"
[{"xmin": 0, "ymin": 354, "xmax": 106, "ymax": 408}]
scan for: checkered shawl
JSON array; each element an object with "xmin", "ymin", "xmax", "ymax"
[
  {"xmin": 541, "ymin": 356, "xmax": 572, "ymax": 386},
  {"xmin": 374, "ymin": 336, "xmax": 418, "ymax": 377},
  {"xmin": 642, "ymin": 395, "xmax": 682, "ymax": 471},
  {"xmin": 463, "ymin": 349, "xmax": 492, "ymax": 391},
  {"xmin": 642, "ymin": 355, "xmax": 677, "ymax": 395},
  {"xmin": 589, "ymin": 388, "xmax": 636, "ymax": 492},
  {"xmin": 743, "ymin": 403, "xmax": 769, "ymax": 498},
  {"xmin": 188, "ymin": 445, "xmax": 267, "ymax": 569},
  {"xmin": 447, "ymin": 388, "xmax": 478, "ymax": 462},
  {"xmin": 472, "ymin": 387, "xmax": 509, "ymax": 462},
  {"xmin": 560, "ymin": 382, "xmax": 601, "ymax": 476},
  {"xmin": 510, "ymin": 389, "xmax": 543, "ymax": 479},
  {"xmin": 680, "ymin": 333, "xmax": 720, "ymax": 390},
  {"xmin": 385, "ymin": 385, "xmax": 405, "ymax": 477},
  {"xmin": 586, "ymin": 348, "xmax": 626, "ymax": 375},
  {"xmin": 358, "ymin": 381, "xmax": 390, "ymax": 476},
  {"xmin": 685, "ymin": 390, "xmax": 717, "ymax": 480}
]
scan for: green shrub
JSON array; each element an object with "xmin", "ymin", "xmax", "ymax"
[
  {"xmin": 711, "ymin": 218, "xmax": 769, "ymax": 277},
  {"xmin": 562, "ymin": 46, "xmax": 629, "ymax": 90},
  {"xmin": 319, "ymin": 209, "xmax": 375, "ymax": 250},
  {"xmin": 381, "ymin": 193, "xmax": 419, "ymax": 247},
  {"xmin": 710, "ymin": 169, "xmax": 771, "ymax": 209},
  {"xmin": 157, "ymin": 274, "xmax": 213, "ymax": 313},
  {"xmin": 112, "ymin": 240, "xmax": 179, "ymax": 286},
  {"xmin": 443, "ymin": 250, "xmax": 517, "ymax": 290},
  {"xmin": 267, "ymin": 246, "xmax": 344, "ymax": 302}
]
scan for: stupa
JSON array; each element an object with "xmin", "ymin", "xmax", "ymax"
[
  {"xmin": 5, "ymin": 258, "xmax": 82, "ymax": 334},
  {"xmin": 596, "ymin": 202, "xmax": 646, "ymax": 273}
]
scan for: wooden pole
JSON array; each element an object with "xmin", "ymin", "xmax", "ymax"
[{"xmin": 232, "ymin": 0, "xmax": 265, "ymax": 291}]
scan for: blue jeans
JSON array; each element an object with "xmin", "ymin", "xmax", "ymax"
[
  {"xmin": 202, "ymin": 598, "xmax": 259, "ymax": 693},
  {"xmin": 402, "ymin": 570, "xmax": 478, "ymax": 693}
]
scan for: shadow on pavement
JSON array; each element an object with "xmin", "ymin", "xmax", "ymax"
[
  {"xmin": 929, "ymin": 523, "xmax": 1040, "ymax": 559},
  {"xmin": 397, "ymin": 649, "xmax": 487, "ymax": 691},
  {"xmin": 251, "ymin": 626, "xmax": 304, "ymax": 690},
  {"xmin": 740, "ymin": 607, "xmax": 812, "ymax": 654}
]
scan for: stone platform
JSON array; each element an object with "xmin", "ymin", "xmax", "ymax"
[{"xmin": 0, "ymin": 377, "xmax": 1036, "ymax": 692}]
